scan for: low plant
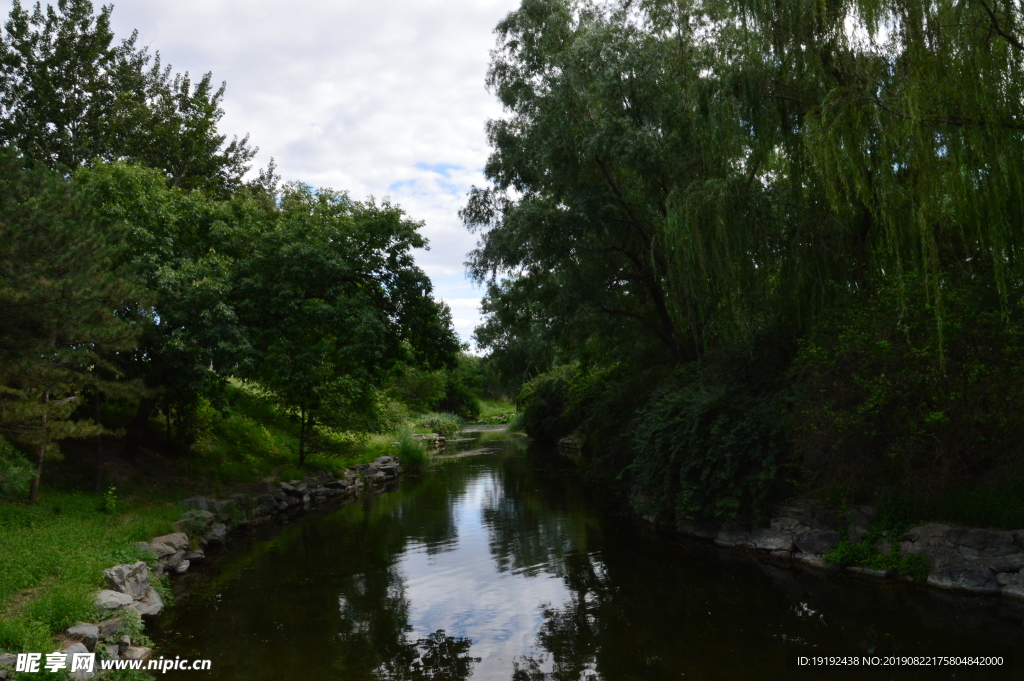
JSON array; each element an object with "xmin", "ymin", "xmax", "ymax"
[
  {"xmin": 417, "ymin": 413, "xmax": 462, "ymax": 439},
  {"xmin": 823, "ymin": 514, "xmax": 931, "ymax": 581},
  {"xmin": 394, "ymin": 428, "xmax": 429, "ymax": 470},
  {"xmin": 99, "ymin": 486, "xmax": 118, "ymax": 514}
]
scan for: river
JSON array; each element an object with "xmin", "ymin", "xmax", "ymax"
[{"xmin": 152, "ymin": 428, "xmax": 1023, "ymax": 680}]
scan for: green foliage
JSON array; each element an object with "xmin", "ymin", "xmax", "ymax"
[
  {"xmin": 394, "ymin": 428, "xmax": 430, "ymax": 470},
  {"xmin": 628, "ymin": 355, "xmax": 790, "ymax": 524},
  {"xmin": 417, "ymin": 413, "xmax": 462, "ymax": 440},
  {"xmin": 0, "ymin": 436, "xmax": 33, "ymax": 499},
  {"xmin": 514, "ymin": 365, "xmax": 577, "ymax": 443},
  {"xmin": 99, "ymin": 485, "xmax": 117, "ymax": 514},
  {"xmin": 437, "ymin": 354, "xmax": 483, "ymax": 420},
  {"xmin": 791, "ymin": 275, "xmax": 1024, "ymax": 501}
]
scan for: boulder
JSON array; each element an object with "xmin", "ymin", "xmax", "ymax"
[
  {"xmin": 164, "ymin": 550, "xmax": 186, "ymax": 569},
  {"xmin": 202, "ymin": 522, "xmax": 228, "ymax": 546},
  {"xmin": 103, "ymin": 562, "xmax": 150, "ymax": 600},
  {"xmin": 770, "ymin": 518, "xmax": 810, "ymax": 533},
  {"xmin": 173, "ymin": 560, "xmax": 190, "ymax": 575},
  {"xmin": 0, "ymin": 654, "xmax": 15, "ymax": 670},
  {"xmin": 844, "ymin": 508, "xmax": 871, "ymax": 543},
  {"xmin": 151, "ymin": 533, "xmax": 189, "ymax": 551},
  {"xmin": 95, "ymin": 590, "xmax": 134, "ymax": 610},
  {"xmin": 795, "ymin": 530, "xmax": 841, "ymax": 556},
  {"xmin": 230, "ymin": 493, "xmax": 253, "ymax": 511},
  {"xmin": 982, "ymin": 552, "xmax": 1024, "ymax": 573},
  {"xmin": 749, "ymin": 528, "xmax": 794, "ymax": 551},
  {"xmin": 875, "ymin": 540, "xmax": 893, "ymax": 556},
  {"xmin": 255, "ymin": 481, "xmax": 278, "ymax": 494},
  {"xmin": 946, "ymin": 527, "xmax": 1015, "ymax": 551},
  {"xmin": 184, "ymin": 550, "xmax": 205, "ymax": 562},
  {"xmin": 1002, "ymin": 583, "xmax": 1024, "ymax": 601},
  {"xmin": 121, "ymin": 647, "xmax": 152, "ymax": 661},
  {"xmin": 133, "ymin": 542, "xmax": 156, "ymax": 557},
  {"xmin": 179, "ymin": 495, "xmax": 208, "ymax": 511},
  {"xmin": 148, "ymin": 542, "xmax": 177, "ymax": 558},
  {"xmin": 278, "ymin": 482, "xmax": 296, "ymax": 494},
  {"xmin": 255, "ymin": 494, "xmax": 277, "ymax": 513},
  {"xmin": 676, "ymin": 519, "xmax": 716, "ymax": 539},
  {"xmin": 714, "ymin": 527, "xmax": 750, "ymax": 548},
  {"xmin": 1015, "ymin": 530, "xmax": 1024, "ymax": 550},
  {"xmin": 97, "ymin": 616, "xmax": 126, "ymax": 640},
  {"xmin": 63, "ymin": 642, "xmax": 88, "ymax": 655},
  {"xmin": 916, "ymin": 546, "xmax": 967, "ymax": 571},
  {"xmin": 927, "ymin": 567, "xmax": 1000, "ymax": 594},
  {"xmin": 903, "ymin": 524, "xmax": 951, "ymax": 545},
  {"xmin": 133, "ymin": 587, "xmax": 164, "ymax": 617},
  {"xmin": 66, "ymin": 622, "xmax": 99, "ymax": 650},
  {"xmin": 996, "ymin": 572, "xmax": 1022, "ymax": 587}
]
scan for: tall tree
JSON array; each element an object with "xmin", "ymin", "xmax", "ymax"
[
  {"xmin": 0, "ymin": 151, "xmax": 137, "ymax": 503},
  {"xmin": 0, "ymin": 0, "xmax": 256, "ymax": 192},
  {"xmin": 236, "ymin": 183, "xmax": 460, "ymax": 465}
]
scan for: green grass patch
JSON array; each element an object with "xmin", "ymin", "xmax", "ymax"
[
  {"xmin": 822, "ymin": 513, "xmax": 931, "ymax": 581},
  {"xmin": 415, "ymin": 413, "xmax": 463, "ymax": 439},
  {"xmin": 475, "ymin": 399, "xmax": 516, "ymax": 422},
  {"xmin": 394, "ymin": 428, "xmax": 430, "ymax": 470},
  {"xmin": 0, "ymin": 492, "xmax": 180, "ymax": 653}
]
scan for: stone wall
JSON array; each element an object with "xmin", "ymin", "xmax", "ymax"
[{"xmin": 676, "ymin": 500, "xmax": 1024, "ymax": 601}]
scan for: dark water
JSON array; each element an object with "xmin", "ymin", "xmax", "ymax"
[{"xmin": 153, "ymin": 431, "xmax": 1024, "ymax": 680}]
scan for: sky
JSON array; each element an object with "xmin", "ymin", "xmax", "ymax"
[{"xmin": 91, "ymin": 0, "xmax": 522, "ymax": 346}]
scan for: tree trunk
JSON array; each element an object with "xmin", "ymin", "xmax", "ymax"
[
  {"xmin": 121, "ymin": 396, "xmax": 155, "ymax": 462},
  {"xmin": 28, "ymin": 390, "xmax": 49, "ymax": 505}
]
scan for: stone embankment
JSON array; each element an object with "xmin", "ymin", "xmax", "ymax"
[
  {"xmin": 0, "ymin": 456, "xmax": 402, "ymax": 681},
  {"xmin": 677, "ymin": 500, "xmax": 1024, "ymax": 601}
]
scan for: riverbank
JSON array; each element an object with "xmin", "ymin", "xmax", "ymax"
[{"xmin": 0, "ymin": 454, "xmax": 404, "ymax": 679}]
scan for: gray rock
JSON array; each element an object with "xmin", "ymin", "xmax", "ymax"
[
  {"xmin": 982, "ymin": 552, "xmax": 1024, "ymax": 573},
  {"xmin": 326, "ymin": 480, "xmax": 352, "ymax": 490},
  {"xmin": 97, "ymin": 616, "xmax": 126, "ymax": 639},
  {"xmin": 278, "ymin": 482, "xmax": 296, "ymax": 494},
  {"xmin": 202, "ymin": 522, "xmax": 228, "ymax": 546},
  {"xmin": 103, "ymin": 562, "xmax": 150, "ymax": 600},
  {"xmin": 959, "ymin": 545, "xmax": 981, "ymax": 561},
  {"xmin": 916, "ymin": 546, "xmax": 967, "ymax": 571},
  {"xmin": 797, "ymin": 553, "xmax": 830, "ymax": 568},
  {"xmin": 151, "ymin": 533, "xmax": 189, "ymax": 550},
  {"xmin": 0, "ymin": 653, "xmax": 14, "ymax": 670},
  {"xmin": 770, "ymin": 517, "xmax": 810, "ymax": 533},
  {"xmin": 164, "ymin": 549, "xmax": 186, "ymax": 569},
  {"xmin": 1002, "ymin": 583, "xmax": 1024, "ymax": 600},
  {"xmin": 134, "ymin": 587, "xmax": 164, "ymax": 617},
  {"xmin": 66, "ymin": 622, "xmax": 99, "ymax": 650},
  {"xmin": 795, "ymin": 529, "xmax": 841, "ymax": 556},
  {"xmin": 95, "ymin": 589, "xmax": 134, "ymax": 610},
  {"xmin": 946, "ymin": 527, "xmax": 1015, "ymax": 551},
  {"xmin": 1014, "ymin": 530, "xmax": 1024, "ymax": 550},
  {"xmin": 230, "ymin": 493, "xmax": 252, "ymax": 510},
  {"xmin": 294, "ymin": 482, "xmax": 309, "ymax": 493},
  {"xmin": 121, "ymin": 646, "xmax": 152, "ymax": 661},
  {"xmin": 179, "ymin": 495, "xmax": 208, "ymax": 511},
  {"xmin": 255, "ymin": 493, "xmax": 277, "ymax": 512},
  {"xmin": 148, "ymin": 542, "xmax": 177, "ymax": 558},
  {"xmin": 927, "ymin": 567, "xmax": 1000, "ymax": 594},
  {"xmin": 255, "ymin": 481, "xmax": 278, "ymax": 494},
  {"xmin": 63, "ymin": 642, "xmax": 88, "ymax": 655},
  {"xmin": 904, "ymin": 524, "xmax": 951, "ymax": 544},
  {"xmin": 714, "ymin": 527, "xmax": 750, "ymax": 548},
  {"xmin": 173, "ymin": 560, "xmax": 190, "ymax": 574},
  {"xmin": 749, "ymin": 528, "xmax": 794, "ymax": 551},
  {"xmin": 184, "ymin": 550, "xmax": 205, "ymax": 561},
  {"xmin": 133, "ymin": 541, "xmax": 156, "ymax": 557},
  {"xmin": 996, "ymin": 572, "xmax": 1022, "ymax": 586},
  {"xmin": 848, "ymin": 566, "xmax": 893, "ymax": 579}
]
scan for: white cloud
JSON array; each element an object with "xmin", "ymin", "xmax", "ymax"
[{"xmin": 92, "ymin": 0, "xmax": 517, "ymax": 345}]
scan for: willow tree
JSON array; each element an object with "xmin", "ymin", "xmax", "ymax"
[{"xmin": 467, "ymin": 0, "xmax": 1024, "ymax": 367}]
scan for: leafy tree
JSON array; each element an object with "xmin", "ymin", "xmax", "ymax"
[
  {"xmin": 0, "ymin": 0, "xmax": 255, "ymax": 192},
  {"xmin": 0, "ymin": 151, "xmax": 138, "ymax": 503},
  {"xmin": 236, "ymin": 183, "xmax": 460, "ymax": 465}
]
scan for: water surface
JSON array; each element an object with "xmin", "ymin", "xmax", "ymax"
[{"xmin": 153, "ymin": 432, "xmax": 1023, "ymax": 680}]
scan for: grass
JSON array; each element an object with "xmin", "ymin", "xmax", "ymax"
[
  {"xmin": 475, "ymin": 399, "xmax": 516, "ymax": 423},
  {"xmin": 414, "ymin": 413, "xmax": 463, "ymax": 439},
  {"xmin": 394, "ymin": 428, "xmax": 430, "ymax": 470},
  {"xmin": 0, "ymin": 492, "xmax": 180, "ymax": 654}
]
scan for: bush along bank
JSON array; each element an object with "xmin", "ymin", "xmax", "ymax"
[
  {"xmin": 0, "ymin": 455, "xmax": 402, "ymax": 681},
  {"xmin": 674, "ymin": 500, "xmax": 1024, "ymax": 600}
]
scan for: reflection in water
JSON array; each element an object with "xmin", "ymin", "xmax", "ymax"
[{"xmin": 155, "ymin": 433, "xmax": 1024, "ymax": 681}]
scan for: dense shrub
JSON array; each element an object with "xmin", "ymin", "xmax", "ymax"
[
  {"xmin": 0, "ymin": 436, "xmax": 33, "ymax": 499},
  {"xmin": 628, "ymin": 375, "xmax": 788, "ymax": 524},
  {"xmin": 514, "ymin": 365, "xmax": 578, "ymax": 443},
  {"xmin": 791, "ymin": 275, "xmax": 1024, "ymax": 503},
  {"xmin": 418, "ymin": 413, "xmax": 462, "ymax": 439}
]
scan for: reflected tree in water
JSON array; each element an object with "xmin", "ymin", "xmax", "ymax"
[{"xmin": 376, "ymin": 629, "xmax": 480, "ymax": 681}]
